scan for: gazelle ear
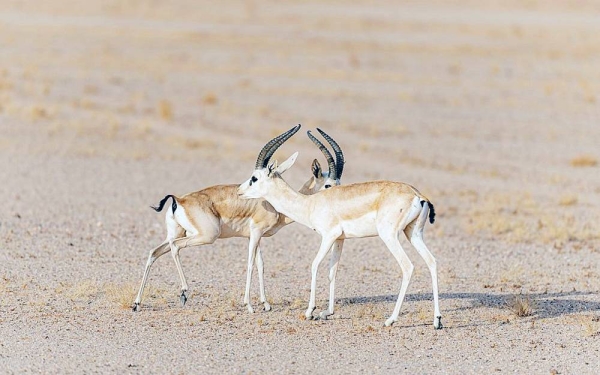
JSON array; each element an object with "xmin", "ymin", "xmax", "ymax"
[
  {"xmin": 274, "ymin": 151, "xmax": 298, "ymax": 175},
  {"xmin": 267, "ymin": 159, "xmax": 279, "ymax": 176},
  {"xmin": 311, "ymin": 159, "xmax": 322, "ymax": 178}
]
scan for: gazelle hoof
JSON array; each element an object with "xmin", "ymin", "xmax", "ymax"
[
  {"xmin": 434, "ymin": 316, "xmax": 443, "ymax": 330},
  {"xmin": 318, "ymin": 310, "xmax": 332, "ymax": 320},
  {"xmin": 132, "ymin": 303, "xmax": 139, "ymax": 312},
  {"xmin": 384, "ymin": 318, "xmax": 396, "ymax": 327},
  {"xmin": 247, "ymin": 304, "xmax": 255, "ymax": 314},
  {"xmin": 263, "ymin": 302, "xmax": 272, "ymax": 312},
  {"xmin": 180, "ymin": 291, "xmax": 188, "ymax": 307},
  {"xmin": 305, "ymin": 307, "xmax": 316, "ymax": 320}
]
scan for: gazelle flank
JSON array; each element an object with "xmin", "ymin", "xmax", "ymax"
[
  {"xmin": 238, "ymin": 127, "xmax": 442, "ymax": 329},
  {"xmin": 133, "ymin": 125, "xmax": 346, "ymax": 314}
]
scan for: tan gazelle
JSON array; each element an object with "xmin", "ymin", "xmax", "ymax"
[
  {"xmin": 238, "ymin": 125, "xmax": 442, "ymax": 328},
  {"xmin": 133, "ymin": 125, "xmax": 345, "ymax": 313}
]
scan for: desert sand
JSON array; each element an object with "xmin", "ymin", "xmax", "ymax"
[{"xmin": 1, "ymin": 1, "xmax": 599, "ymax": 373}]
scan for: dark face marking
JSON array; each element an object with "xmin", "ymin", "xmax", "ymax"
[{"xmin": 249, "ymin": 176, "xmax": 258, "ymax": 186}]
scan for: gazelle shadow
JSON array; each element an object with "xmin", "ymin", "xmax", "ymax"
[{"xmin": 337, "ymin": 290, "xmax": 600, "ymax": 319}]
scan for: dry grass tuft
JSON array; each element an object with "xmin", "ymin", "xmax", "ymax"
[
  {"xmin": 158, "ymin": 99, "xmax": 173, "ymax": 120},
  {"xmin": 558, "ymin": 195, "xmax": 578, "ymax": 206},
  {"xmin": 29, "ymin": 105, "xmax": 52, "ymax": 121},
  {"xmin": 508, "ymin": 294, "xmax": 535, "ymax": 317},
  {"xmin": 202, "ymin": 92, "xmax": 218, "ymax": 105},
  {"xmin": 167, "ymin": 135, "xmax": 217, "ymax": 151},
  {"xmin": 578, "ymin": 315, "xmax": 600, "ymax": 337},
  {"xmin": 57, "ymin": 280, "xmax": 99, "ymax": 302},
  {"xmin": 183, "ymin": 138, "xmax": 217, "ymax": 150},
  {"xmin": 416, "ymin": 306, "xmax": 429, "ymax": 322},
  {"xmin": 466, "ymin": 192, "xmax": 599, "ymax": 245},
  {"xmin": 104, "ymin": 283, "xmax": 137, "ymax": 309},
  {"xmin": 570, "ymin": 155, "xmax": 597, "ymax": 167},
  {"xmin": 355, "ymin": 304, "xmax": 385, "ymax": 321},
  {"xmin": 289, "ymin": 298, "xmax": 305, "ymax": 310}
]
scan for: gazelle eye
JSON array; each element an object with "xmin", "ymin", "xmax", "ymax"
[
  {"xmin": 325, "ymin": 184, "xmax": 332, "ymax": 189},
  {"xmin": 251, "ymin": 176, "xmax": 258, "ymax": 183}
]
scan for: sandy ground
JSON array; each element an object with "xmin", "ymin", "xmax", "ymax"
[{"xmin": 1, "ymin": 1, "xmax": 600, "ymax": 373}]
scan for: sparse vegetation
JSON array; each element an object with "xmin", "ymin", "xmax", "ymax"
[
  {"xmin": 466, "ymin": 192, "xmax": 599, "ymax": 245},
  {"xmin": 508, "ymin": 294, "xmax": 535, "ymax": 317},
  {"xmin": 559, "ymin": 195, "xmax": 578, "ymax": 206},
  {"xmin": 202, "ymin": 92, "xmax": 218, "ymax": 105},
  {"xmin": 570, "ymin": 155, "xmax": 597, "ymax": 167},
  {"xmin": 158, "ymin": 99, "xmax": 173, "ymax": 120},
  {"xmin": 55, "ymin": 280, "xmax": 99, "ymax": 302},
  {"xmin": 2, "ymin": 1, "xmax": 600, "ymax": 372},
  {"xmin": 578, "ymin": 315, "xmax": 600, "ymax": 337},
  {"xmin": 104, "ymin": 283, "xmax": 138, "ymax": 309}
]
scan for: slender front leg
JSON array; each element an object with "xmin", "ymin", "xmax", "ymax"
[
  {"xmin": 319, "ymin": 239, "xmax": 344, "ymax": 320},
  {"xmin": 306, "ymin": 235, "xmax": 338, "ymax": 320},
  {"xmin": 244, "ymin": 231, "xmax": 261, "ymax": 313},
  {"xmin": 255, "ymin": 245, "xmax": 271, "ymax": 311},
  {"xmin": 132, "ymin": 242, "xmax": 170, "ymax": 311}
]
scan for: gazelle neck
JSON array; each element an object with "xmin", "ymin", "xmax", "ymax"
[
  {"xmin": 264, "ymin": 176, "xmax": 312, "ymax": 228},
  {"xmin": 298, "ymin": 176, "xmax": 316, "ymax": 195}
]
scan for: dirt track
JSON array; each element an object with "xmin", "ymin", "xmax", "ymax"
[{"xmin": 1, "ymin": 1, "xmax": 599, "ymax": 373}]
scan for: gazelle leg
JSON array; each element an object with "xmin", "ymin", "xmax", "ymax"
[
  {"xmin": 407, "ymin": 205, "xmax": 442, "ymax": 329},
  {"xmin": 169, "ymin": 234, "xmax": 216, "ymax": 306},
  {"xmin": 244, "ymin": 231, "xmax": 261, "ymax": 313},
  {"xmin": 380, "ymin": 231, "xmax": 414, "ymax": 327},
  {"xmin": 132, "ymin": 242, "xmax": 171, "ymax": 311},
  {"xmin": 410, "ymin": 233, "xmax": 442, "ymax": 329},
  {"xmin": 306, "ymin": 235, "xmax": 338, "ymax": 320},
  {"xmin": 319, "ymin": 239, "xmax": 344, "ymax": 320},
  {"xmin": 256, "ymin": 245, "xmax": 271, "ymax": 311}
]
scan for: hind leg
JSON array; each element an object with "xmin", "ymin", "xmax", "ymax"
[
  {"xmin": 132, "ymin": 241, "xmax": 171, "ymax": 311},
  {"xmin": 379, "ymin": 231, "xmax": 414, "ymax": 327},
  {"xmin": 169, "ymin": 233, "xmax": 217, "ymax": 306},
  {"xmin": 405, "ymin": 206, "xmax": 442, "ymax": 329}
]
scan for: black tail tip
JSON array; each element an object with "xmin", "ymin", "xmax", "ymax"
[
  {"xmin": 151, "ymin": 195, "xmax": 177, "ymax": 213},
  {"xmin": 428, "ymin": 203, "xmax": 436, "ymax": 224},
  {"xmin": 421, "ymin": 200, "xmax": 435, "ymax": 224}
]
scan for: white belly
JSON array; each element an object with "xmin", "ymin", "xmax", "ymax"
[{"xmin": 340, "ymin": 211, "xmax": 378, "ymax": 238}]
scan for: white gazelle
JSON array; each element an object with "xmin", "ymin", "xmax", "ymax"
[
  {"xmin": 238, "ymin": 125, "xmax": 442, "ymax": 328},
  {"xmin": 133, "ymin": 125, "xmax": 345, "ymax": 313}
]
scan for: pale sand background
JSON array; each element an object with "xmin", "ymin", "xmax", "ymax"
[{"xmin": 1, "ymin": 1, "xmax": 599, "ymax": 373}]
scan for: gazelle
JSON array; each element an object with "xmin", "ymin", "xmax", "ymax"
[
  {"xmin": 238, "ymin": 125, "xmax": 442, "ymax": 328},
  {"xmin": 132, "ymin": 125, "xmax": 345, "ymax": 313}
]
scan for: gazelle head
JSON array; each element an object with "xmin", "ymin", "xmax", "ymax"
[
  {"xmin": 239, "ymin": 125, "xmax": 302, "ymax": 199},
  {"xmin": 239, "ymin": 125, "xmax": 345, "ymax": 199},
  {"xmin": 301, "ymin": 128, "xmax": 345, "ymax": 193}
]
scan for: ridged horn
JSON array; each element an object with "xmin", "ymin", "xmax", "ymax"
[
  {"xmin": 307, "ymin": 130, "xmax": 336, "ymax": 180},
  {"xmin": 255, "ymin": 125, "xmax": 301, "ymax": 169},
  {"xmin": 317, "ymin": 128, "xmax": 344, "ymax": 179}
]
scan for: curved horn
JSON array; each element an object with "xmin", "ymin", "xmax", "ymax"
[
  {"xmin": 307, "ymin": 130, "xmax": 336, "ymax": 180},
  {"xmin": 317, "ymin": 128, "xmax": 344, "ymax": 179},
  {"xmin": 255, "ymin": 124, "xmax": 301, "ymax": 169}
]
